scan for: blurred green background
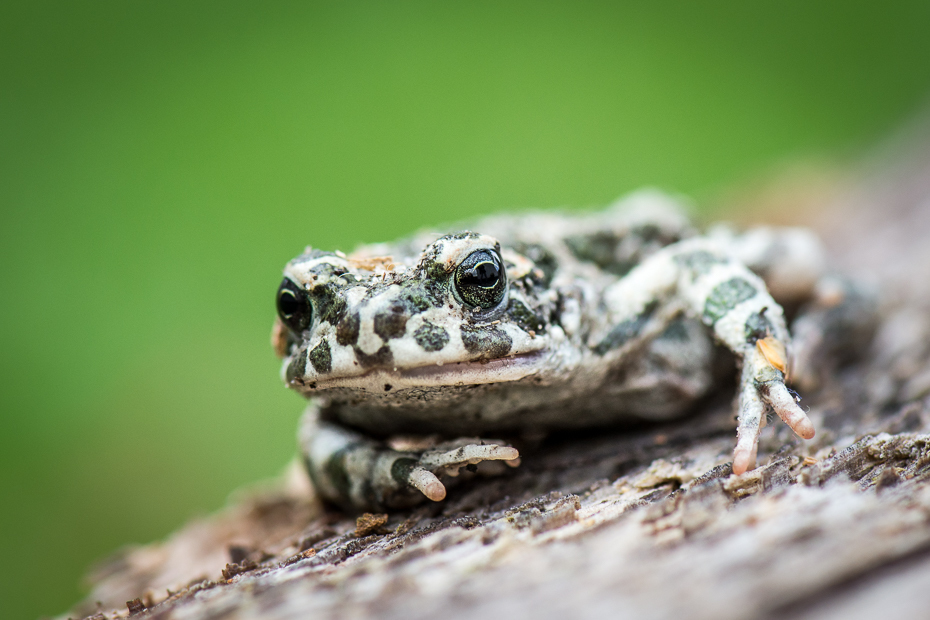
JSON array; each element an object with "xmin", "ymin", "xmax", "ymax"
[{"xmin": 3, "ymin": 1, "xmax": 930, "ymax": 617}]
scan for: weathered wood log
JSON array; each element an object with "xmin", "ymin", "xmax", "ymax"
[{"xmin": 68, "ymin": 127, "xmax": 930, "ymax": 620}]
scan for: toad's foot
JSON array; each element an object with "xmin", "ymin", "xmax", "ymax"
[
  {"xmin": 402, "ymin": 439, "xmax": 520, "ymax": 502},
  {"xmin": 732, "ymin": 339, "xmax": 815, "ymax": 475},
  {"xmin": 301, "ymin": 406, "xmax": 520, "ymax": 510}
]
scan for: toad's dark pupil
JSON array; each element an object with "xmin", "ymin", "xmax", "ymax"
[
  {"xmin": 276, "ymin": 279, "xmax": 312, "ymax": 333},
  {"xmin": 454, "ymin": 249, "xmax": 506, "ymax": 309},
  {"xmin": 278, "ymin": 290, "xmax": 300, "ymax": 318},
  {"xmin": 462, "ymin": 260, "xmax": 500, "ymax": 288}
]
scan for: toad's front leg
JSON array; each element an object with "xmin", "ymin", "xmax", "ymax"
[{"xmin": 298, "ymin": 404, "xmax": 519, "ymax": 511}]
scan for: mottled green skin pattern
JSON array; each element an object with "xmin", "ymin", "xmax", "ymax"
[{"xmin": 276, "ymin": 191, "xmax": 823, "ymax": 510}]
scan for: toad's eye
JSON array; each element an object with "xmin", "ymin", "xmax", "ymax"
[
  {"xmin": 454, "ymin": 249, "xmax": 506, "ymax": 309},
  {"xmin": 276, "ymin": 278, "xmax": 312, "ymax": 333}
]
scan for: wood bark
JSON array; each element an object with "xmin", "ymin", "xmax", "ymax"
[{"xmin": 68, "ymin": 126, "xmax": 930, "ymax": 620}]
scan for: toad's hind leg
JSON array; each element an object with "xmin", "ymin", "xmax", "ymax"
[
  {"xmin": 298, "ymin": 404, "xmax": 519, "ymax": 511},
  {"xmin": 713, "ymin": 225, "xmax": 879, "ymax": 390},
  {"xmin": 601, "ymin": 238, "xmax": 816, "ymax": 474}
]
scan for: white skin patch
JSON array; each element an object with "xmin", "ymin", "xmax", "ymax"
[
  {"xmin": 355, "ymin": 290, "xmax": 391, "ymax": 356},
  {"xmin": 429, "ymin": 234, "xmax": 500, "ymax": 272},
  {"xmin": 603, "ymin": 252, "xmax": 677, "ymax": 319}
]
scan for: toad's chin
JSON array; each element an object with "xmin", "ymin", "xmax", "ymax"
[{"xmin": 303, "ymin": 351, "xmax": 547, "ymax": 393}]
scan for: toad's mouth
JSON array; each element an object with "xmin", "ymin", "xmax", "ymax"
[{"xmin": 304, "ymin": 350, "xmax": 547, "ymax": 393}]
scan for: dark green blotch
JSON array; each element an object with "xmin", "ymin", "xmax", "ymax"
[
  {"xmin": 285, "ymin": 347, "xmax": 308, "ymax": 383},
  {"xmin": 324, "ymin": 446, "xmax": 357, "ymax": 499},
  {"xmin": 593, "ymin": 301, "xmax": 658, "ymax": 355},
  {"xmin": 390, "ymin": 457, "xmax": 419, "ymax": 486},
  {"xmin": 336, "ymin": 312, "xmax": 360, "ymax": 346},
  {"xmin": 656, "ymin": 319, "xmax": 690, "ymax": 342},
  {"xmin": 313, "ymin": 284, "xmax": 347, "ymax": 326},
  {"xmin": 565, "ymin": 231, "xmax": 641, "ymax": 276},
  {"xmin": 414, "ymin": 321, "xmax": 450, "ymax": 352},
  {"xmin": 309, "ymin": 340, "xmax": 332, "ymax": 374},
  {"xmin": 399, "ymin": 286, "xmax": 435, "ymax": 312},
  {"xmin": 355, "ymin": 345, "xmax": 394, "ymax": 369},
  {"xmin": 374, "ymin": 303, "xmax": 408, "ymax": 340},
  {"xmin": 744, "ymin": 309, "xmax": 775, "ymax": 344},
  {"xmin": 704, "ymin": 278, "xmax": 759, "ymax": 323},
  {"xmin": 418, "ymin": 242, "xmax": 452, "ymax": 281},
  {"xmin": 565, "ymin": 232, "xmax": 617, "ymax": 269},
  {"xmin": 507, "ymin": 298, "xmax": 546, "ymax": 334},
  {"xmin": 631, "ymin": 223, "xmax": 662, "ymax": 242},
  {"xmin": 674, "ymin": 250, "xmax": 725, "ymax": 275},
  {"xmin": 461, "ymin": 325, "xmax": 512, "ymax": 359},
  {"xmin": 424, "ymin": 259, "xmax": 448, "ymax": 281}
]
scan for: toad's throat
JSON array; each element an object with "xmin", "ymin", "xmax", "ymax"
[{"xmin": 306, "ymin": 351, "xmax": 546, "ymax": 393}]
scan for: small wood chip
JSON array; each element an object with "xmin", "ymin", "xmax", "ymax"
[
  {"xmin": 126, "ymin": 598, "xmax": 146, "ymax": 616},
  {"xmin": 355, "ymin": 512, "xmax": 389, "ymax": 537},
  {"xmin": 221, "ymin": 558, "xmax": 259, "ymax": 580}
]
